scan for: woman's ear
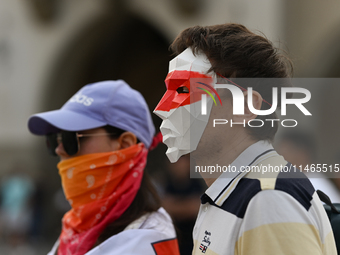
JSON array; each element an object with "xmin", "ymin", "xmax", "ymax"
[
  {"xmin": 117, "ymin": 132, "xmax": 137, "ymax": 149},
  {"xmin": 233, "ymin": 90, "xmax": 262, "ymax": 122}
]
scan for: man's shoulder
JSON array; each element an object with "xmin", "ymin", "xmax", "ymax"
[
  {"xmin": 275, "ymin": 169, "xmax": 315, "ymax": 210},
  {"xmin": 219, "ymin": 168, "xmax": 315, "ymax": 218}
]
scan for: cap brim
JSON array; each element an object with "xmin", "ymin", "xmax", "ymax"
[{"xmin": 28, "ymin": 109, "xmax": 107, "ymax": 135}]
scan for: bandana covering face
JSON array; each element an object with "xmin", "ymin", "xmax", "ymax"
[
  {"xmin": 57, "ymin": 144, "xmax": 147, "ymax": 255},
  {"xmin": 154, "ymin": 48, "xmax": 216, "ymax": 163}
]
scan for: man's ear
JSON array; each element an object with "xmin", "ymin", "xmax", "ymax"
[
  {"xmin": 233, "ymin": 90, "xmax": 262, "ymax": 122},
  {"xmin": 117, "ymin": 132, "xmax": 137, "ymax": 149}
]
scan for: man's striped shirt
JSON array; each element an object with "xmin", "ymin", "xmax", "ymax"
[{"xmin": 192, "ymin": 141, "xmax": 336, "ymax": 255}]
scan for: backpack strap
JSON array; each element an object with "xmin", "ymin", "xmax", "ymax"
[{"xmin": 317, "ymin": 189, "xmax": 340, "ymax": 214}]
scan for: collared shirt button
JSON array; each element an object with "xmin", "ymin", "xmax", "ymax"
[{"xmin": 203, "ymin": 205, "xmax": 208, "ymax": 212}]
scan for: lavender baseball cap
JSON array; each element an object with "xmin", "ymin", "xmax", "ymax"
[{"xmin": 28, "ymin": 80, "xmax": 155, "ymax": 148}]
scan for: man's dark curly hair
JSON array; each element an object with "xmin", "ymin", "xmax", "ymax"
[{"xmin": 170, "ymin": 23, "xmax": 293, "ymax": 141}]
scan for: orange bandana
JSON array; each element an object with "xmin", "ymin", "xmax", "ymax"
[{"xmin": 57, "ymin": 144, "xmax": 147, "ymax": 255}]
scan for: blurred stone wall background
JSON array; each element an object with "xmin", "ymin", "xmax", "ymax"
[{"xmin": 0, "ymin": 0, "xmax": 339, "ymax": 249}]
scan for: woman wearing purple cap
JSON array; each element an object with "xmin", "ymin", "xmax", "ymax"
[{"xmin": 28, "ymin": 80, "xmax": 180, "ymax": 255}]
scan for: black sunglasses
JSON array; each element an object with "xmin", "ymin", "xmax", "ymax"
[{"xmin": 46, "ymin": 131, "xmax": 117, "ymax": 156}]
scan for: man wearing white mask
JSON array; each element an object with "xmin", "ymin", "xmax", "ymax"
[{"xmin": 154, "ymin": 23, "xmax": 336, "ymax": 255}]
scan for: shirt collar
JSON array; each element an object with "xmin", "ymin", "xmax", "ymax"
[{"xmin": 204, "ymin": 140, "xmax": 274, "ymax": 204}]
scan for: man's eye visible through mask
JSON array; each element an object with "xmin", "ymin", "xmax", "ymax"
[{"xmin": 176, "ymin": 86, "xmax": 189, "ymax": 94}]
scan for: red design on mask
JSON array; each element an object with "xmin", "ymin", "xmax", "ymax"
[{"xmin": 155, "ymin": 70, "xmax": 213, "ymax": 112}]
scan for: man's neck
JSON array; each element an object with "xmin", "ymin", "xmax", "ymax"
[{"xmin": 194, "ymin": 137, "xmax": 258, "ymax": 187}]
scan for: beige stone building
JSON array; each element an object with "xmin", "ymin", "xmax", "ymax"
[{"xmin": 0, "ymin": 0, "xmax": 340, "ymax": 244}]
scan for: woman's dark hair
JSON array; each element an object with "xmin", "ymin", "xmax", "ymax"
[
  {"xmin": 170, "ymin": 23, "xmax": 293, "ymax": 141},
  {"xmin": 95, "ymin": 125, "xmax": 160, "ymax": 245},
  {"xmin": 95, "ymin": 172, "xmax": 161, "ymax": 245}
]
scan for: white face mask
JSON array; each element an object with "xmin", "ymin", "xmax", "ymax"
[{"xmin": 154, "ymin": 48, "xmax": 217, "ymax": 162}]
